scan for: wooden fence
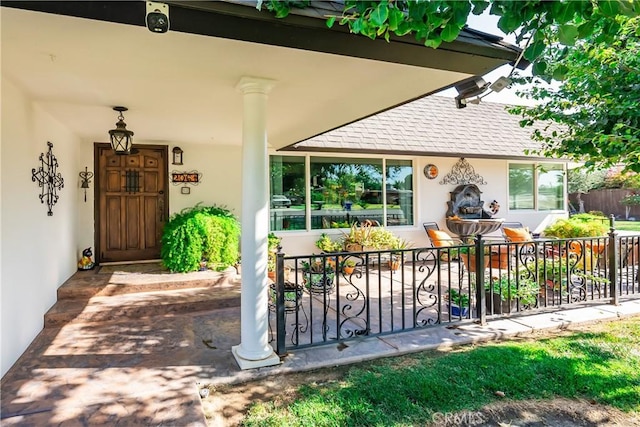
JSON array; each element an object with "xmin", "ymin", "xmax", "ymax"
[{"xmin": 570, "ymin": 189, "xmax": 640, "ymax": 219}]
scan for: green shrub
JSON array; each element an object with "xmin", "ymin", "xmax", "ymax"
[
  {"xmin": 161, "ymin": 204, "xmax": 240, "ymax": 272},
  {"xmin": 543, "ymin": 213, "xmax": 608, "ymax": 238}
]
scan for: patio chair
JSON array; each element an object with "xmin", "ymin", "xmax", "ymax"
[
  {"xmin": 423, "ymin": 222, "xmax": 463, "ymax": 248},
  {"xmin": 500, "ymin": 222, "xmax": 531, "ymax": 242},
  {"xmin": 423, "ymin": 222, "xmax": 464, "ymax": 264}
]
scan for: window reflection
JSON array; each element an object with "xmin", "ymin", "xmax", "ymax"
[
  {"xmin": 270, "ymin": 156, "xmax": 305, "ymax": 231},
  {"xmin": 509, "ymin": 163, "xmax": 565, "ymax": 211},
  {"xmin": 386, "ymin": 159, "xmax": 413, "ymax": 226},
  {"xmin": 270, "ymin": 156, "xmax": 414, "ymax": 231}
]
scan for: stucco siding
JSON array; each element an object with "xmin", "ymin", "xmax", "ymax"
[{"xmin": 1, "ymin": 76, "xmax": 79, "ymax": 377}]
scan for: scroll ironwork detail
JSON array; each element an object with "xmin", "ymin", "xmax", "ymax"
[{"xmin": 439, "ymin": 158, "xmax": 487, "ymax": 185}]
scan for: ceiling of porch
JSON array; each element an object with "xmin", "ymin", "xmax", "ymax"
[{"xmin": 1, "ymin": 4, "xmax": 514, "ymax": 150}]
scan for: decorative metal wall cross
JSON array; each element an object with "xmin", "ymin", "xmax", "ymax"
[
  {"xmin": 32, "ymin": 141, "xmax": 64, "ymax": 216},
  {"xmin": 439, "ymin": 158, "xmax": 487, "ymax": 185}
]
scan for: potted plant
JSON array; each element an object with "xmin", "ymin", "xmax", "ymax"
[
  {"xmin": 315, "ymin": 233, "xmax": 343, "ymax": 253},
  {"xmin": 446, "ymin": 288, "xmax": 470, "ymax": 317},
  {"xmin": 341, "ymin": 258, "xmax": 357, "ymax": 275},
  {"xmin": 269, "ymin": 281, "xmax": 303, "ymax": 312},
  {"xmin": 458, "ymin": 245, "xmax": 490, "ymax": 273},
  {"xmin": 341, "ymin": 223, "xmax": 397, "ymax": 252},
  {"xmin": 486, "ymin": 272, "xmax": 539, "ymax": 314},
  {"xmin": 526, "ymin": 257, "xmax": 570, "ymax": 296},
  {"xmin": 489, "ymin": 246, "xmax": 512, "ymax": 270},
  {"xmin": 315, "ymin": 233, "xmax": 343, "ymax": 269},
  {"xmin": 301, "ymin": 257, "xmax": 336, "ymax": 294},
  {"xmin": 388, "ymin": 237, "xmax": 412, "ymax": 271}
]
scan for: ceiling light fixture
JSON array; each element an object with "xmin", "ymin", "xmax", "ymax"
[{"xmin": 108, "ymin": 106, "xmax": 134, "ymax": 155}]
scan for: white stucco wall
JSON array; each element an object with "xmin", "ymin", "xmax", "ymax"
[
  {"xmin": 1, "ymin": 77, "xmax": 80, "ymax": 377},
  {"xmin": 167, "ymin": 143, "xmax": 242, "ymax": 217}
]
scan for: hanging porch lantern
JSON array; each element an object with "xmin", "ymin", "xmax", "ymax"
[{"xmin": 108, "ymin": 106, "xmax": 134, "ymax": 155}]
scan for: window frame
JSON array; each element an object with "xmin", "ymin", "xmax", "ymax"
[
  {"xmin": 508, "ymin": 161, "xmax": 566, "ymax": 212},
  {"xmin": 269, "ymin": 152, "xmax": 416, "ymax": 232}
]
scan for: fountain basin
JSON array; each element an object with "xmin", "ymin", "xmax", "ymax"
[{"xmin": 446, "ymin": 218, "xmax": 504, "ymax": 240}]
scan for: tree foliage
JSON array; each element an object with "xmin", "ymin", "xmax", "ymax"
[
  {"xmin": 567, "ymin": 168, "xmax": 607, "ymax": 194},
  {"xmin": 258, "ymin": 1, "xmax": 640, "ymax": 171},
  {"xmin": 259, "ymin": 1, "xmax": 639, "ymax": 63},
  {"xmin": 512, "ymin": 15, "xmax": 640, "ymax": 172}
]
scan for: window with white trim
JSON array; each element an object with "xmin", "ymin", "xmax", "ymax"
[
  {"xmin": 269, "ymin": 155, "xmax": 414, "ymax": 231},
  {"xmin": 509, "ymin": 162, "xmax": 565, "ymax": 211}
]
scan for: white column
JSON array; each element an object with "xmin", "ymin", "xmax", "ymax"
[{"xmin": 232, "ymin": 76, "xmax": 280, "ymax": 369}]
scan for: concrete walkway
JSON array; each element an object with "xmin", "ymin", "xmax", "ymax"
[{"xmin": 2, "ymin": 266, "xmax": 639, "ymax": 426}]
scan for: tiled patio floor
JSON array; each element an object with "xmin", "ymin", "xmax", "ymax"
[{"xmin": 2, "ymin": 263, "xmax": 639, "ymax": 426}]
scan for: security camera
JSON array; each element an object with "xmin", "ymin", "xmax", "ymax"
[
  {"xmin": 454, "ymin": 76, "xmax": 490, "ymax": 99},
  {"xmin": 146, "ymin": 1, "xmax": 169, "ymax": 33}
]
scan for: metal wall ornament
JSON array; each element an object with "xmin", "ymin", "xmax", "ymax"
[
  {"xmin": 439, "ymin": 158, "xmax": 487, "ymax": 186},
  {"xmin": 78, "ymin": 166, "xmax": 94, "ymax": 202},
  {"xmin": 32, "ymin": 141, "xmax": 64, "ymax": 216}
]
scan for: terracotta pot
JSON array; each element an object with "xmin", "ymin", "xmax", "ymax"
[
  {"xmin": 459, "ymin": 253, "xmax": 489, "ymax": 273},
  {"xmin": 489, "ymin": 251, "xmax": 510, "ymax": 269},
  {"xmin": 342, "ymin": 266, "xmax": 355, "ymax": 275}
]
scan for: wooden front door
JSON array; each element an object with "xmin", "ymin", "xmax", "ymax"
[{"xmin": 96, "ymin": 144, "xmax": 168, "ymax": 263}]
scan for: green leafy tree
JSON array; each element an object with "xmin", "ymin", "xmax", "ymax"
[
  {"xmin": 259, "ymin": 1, "xmax": 639, "ymax": 64},
  {"xmin": 620, "ymin": 192, "xmax": 640, "ymax": 219},
  {"xmin": 512, "ymin": 15, "xmax": 640, "ymax": 172},
  {"xmin": 259, "ymin": 1, "xmax": 640, "ymax": 171},
  {"xmin": 602, "ymin": 169, "xmax": 640, "ymax": 189}
]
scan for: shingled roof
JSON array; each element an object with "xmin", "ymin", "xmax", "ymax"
[{"xmin": 286, "ymin": 96, "xmax": 554, "ymax": 161}]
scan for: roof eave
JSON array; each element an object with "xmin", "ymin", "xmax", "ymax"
[{"xmin": 3, "ymin": 1, "xmax": 522, "ymax": 74}]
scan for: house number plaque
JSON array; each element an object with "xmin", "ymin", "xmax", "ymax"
[{"xmin": 171, "ymin": 171, "xmax": 202, "ymax": 185}]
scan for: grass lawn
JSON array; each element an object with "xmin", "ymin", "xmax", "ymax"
[
  {"xmin": 242, "ymin": 318, "xmax": 640, "ymax": 426},
  {"xmin": 616, "ymin": 221, "xmax": 640, "ymax": 232}
]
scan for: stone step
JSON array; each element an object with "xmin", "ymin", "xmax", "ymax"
[
  {"xmin": 45, "ymin": 284, "xmax": 241, "ymax": 328},
  {"xmin": 57, "ymin": 264, "xmax": 237, "ymax": 300}
]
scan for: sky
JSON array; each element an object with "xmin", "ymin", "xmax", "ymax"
[{"xmin": 439, "ymin": 13, "xmax": 537, "ymax": 106}]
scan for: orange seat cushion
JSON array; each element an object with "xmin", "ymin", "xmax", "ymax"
[
  {"xmin": 427, "ymin": 229, "xmax": 454, "ymax": 247},
  {"xmin": 503, "ymin": 227, "xmax": 531, "ymax": 242}
]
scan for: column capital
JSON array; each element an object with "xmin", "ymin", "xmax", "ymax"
[{"xmin": 236, "ymin": 76, "xmax": 276, "ymax": 95}]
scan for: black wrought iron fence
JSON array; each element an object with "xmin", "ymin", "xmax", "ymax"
[{"xmin": 271, "ymin": 222, "xmax": 640, "ymax": 355}]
